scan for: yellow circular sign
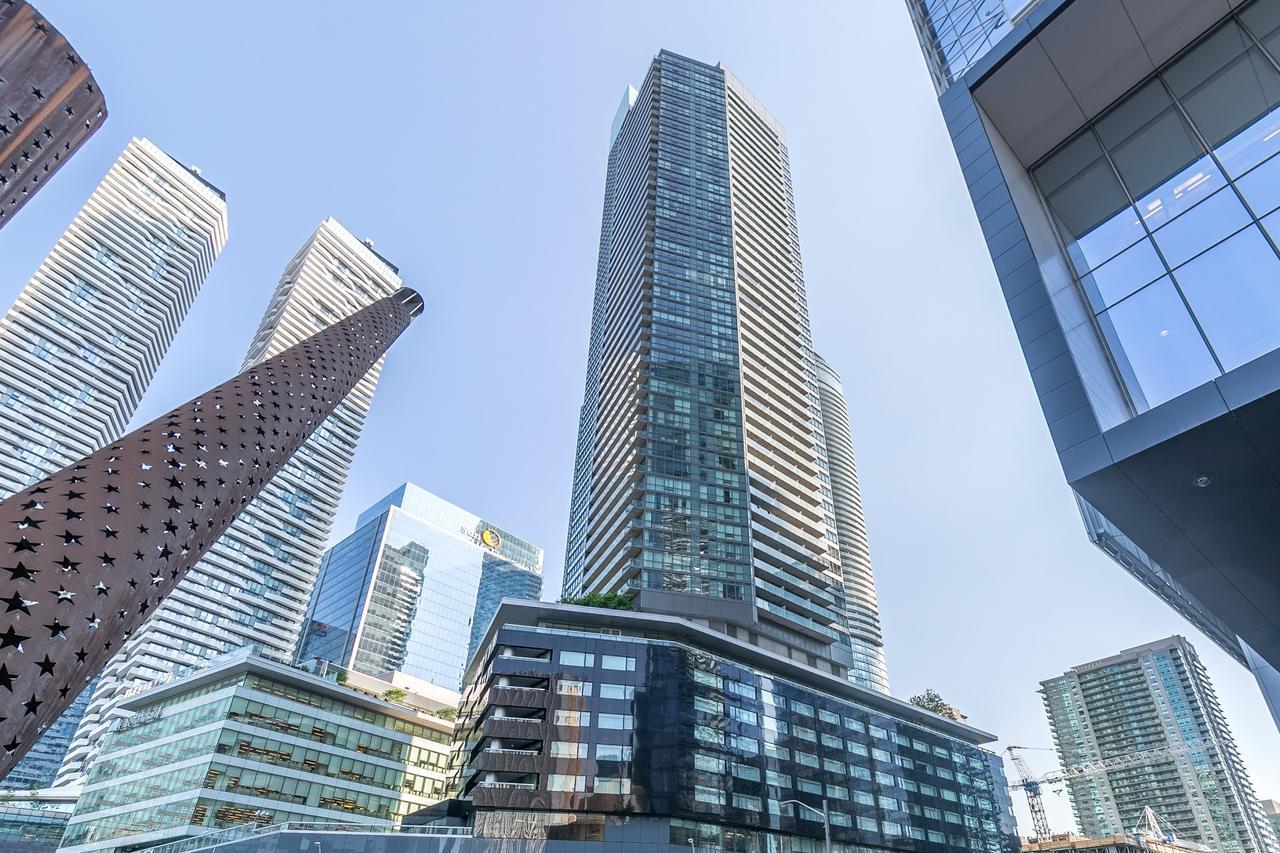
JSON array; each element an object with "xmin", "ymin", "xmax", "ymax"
[{"xmin": 480, "ymin": 528, "xmax": 502, "ymax": 549}]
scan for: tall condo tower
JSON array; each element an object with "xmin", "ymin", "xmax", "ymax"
[
  {"xmin": 0, "ymin": 138, "xmax": 226, "ymax": 788},
  {"xmin": 55, "ymin": 218, "xmax": 404, "ymax": 785},
  {"xmin": 1042, "ymin": 637, "xmax": 1276, "ymax": 853},
  {"xmin": 564, "ymin": 50, "xmax": 879, "ymax": 677},
  {"xmin": 815, "ymin": 354, "xmax": 887, "ymax": 692},
  {"xmin": 0, "ymin": 0, "xmax": 106, "ymax": 229}
]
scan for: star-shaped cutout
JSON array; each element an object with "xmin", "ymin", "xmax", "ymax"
[
  {"xmin": 33, "ymin": 656, "xmax": 53, "ymax": 676},
  {"xmin": 0, "ymin": 626, "xmax": 28, "ymax": 649},
  {"xmin": 1, "ymin": 593, "xmax": 32, "ymax": 614},
  {"xmin": 22, "ymin": 695, "xmax": 40, "ymax": 716},
  {"xmin": 0, "ymin": 664, "xmax": 16, "ymax": 691},
  {"xmin": 42, "ymin": 619, "xmax": 67, "ymax": 638},
  {"xmin": 8, "ymin": 538, "xmax": 37, "ymax": 553},
  {"xmin": 4, "ymin": 562, "xmax": 35, "ymax": 582},
  {"xmin": 93, "ymin": 582, "xmax": 108, "ymax": 596}
]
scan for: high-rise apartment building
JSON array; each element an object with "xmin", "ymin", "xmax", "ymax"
[
  {"xmin": 815, "ymin": 354, "xmax": 888, "ymax": 692},
  {"xmin": 296, "ymin": 483, "xmax": 543, "ymax": 691},
  {"xmin": 0, "ymin": 136, "xmax": 227, "ymax": 787},
  {"xmin": 55, "ymin": 217, "xmax": 404, "ymax": 785},
  {"xmin": 1264, "ymin": 800, "xmax": 1280, "ymax": 842},
  {"xmin": 1042, "ymin": 637, "xmax": 1275, "ymax": 853},
  {"xmin": 907, "ymin": 0, "xmax": 1280, "ymax": 730},
  {"xmin": 0, "ymin": 0, "xmax": 106, "ymax": 229},
  {"xmin": 564, "ymin": 50, "xmax": 884, "ymax": 681}
]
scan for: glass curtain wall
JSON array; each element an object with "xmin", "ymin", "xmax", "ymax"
[{"xmin": 1034, "ymin": 0, "xmax": 1280, "ymax": 415}]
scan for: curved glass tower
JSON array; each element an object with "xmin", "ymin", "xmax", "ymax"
[{"xmin": 815, "ymin": 355, "xmax": 888, "ymax": 692}]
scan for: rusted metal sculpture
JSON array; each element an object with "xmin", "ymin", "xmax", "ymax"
[{"xmin": 0, "ymin": 287, "xmax": 422, "ymax": 779}]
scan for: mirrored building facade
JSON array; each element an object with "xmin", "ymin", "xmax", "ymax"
[
  {"xmin": 453, "ymin": 601, "xmax": 1018, "ymax": 852},
  {"xmin": 909, "ymin": 0, "xmax": 1280, "ymax": 733},
  {"xmin": 297, "ymin": 483, "xmax": 542, "ymax": 691}
]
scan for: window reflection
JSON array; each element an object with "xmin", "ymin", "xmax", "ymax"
[
  {"xmin": 1097, "ymin": 279, "xmax": 1220, "ymax": 411},
  {"xmin": 1030, "ymin": 0, "xmax": 1280, "ymax": 417},
  {"xmin": 1151, "ymin": 187, "xmax": 1251, "ymax": 268},
  {"xmin": 1175, "ymin": 226, "xmax": 1280, "ymax": 370}
]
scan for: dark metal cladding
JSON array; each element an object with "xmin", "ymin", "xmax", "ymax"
[{"xmin": 0, "ymin": 287, "xmax": 422, "ymax": 779}]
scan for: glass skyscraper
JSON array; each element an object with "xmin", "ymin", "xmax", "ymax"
[
  {"xmin": 55, "ymin": 217, "xmax": 403, "ymax": 786},
  {"xmin": 564, "ymin": 50, "xmax": 887, "ymax": 683},
  {"xmin": 0, "ymin": 137, "xmax": 228, "ymax": 789},
  {"xmin": 297, "ymin": 483, "xmax": 543, "ymax": 691},
  {"xmin": 909, "ymin": 0, "xmax": 1280, "ymax": 732},
  {"xmin": 1042, "ymin": 637, "xmax": 1275, "ymax": 853}
]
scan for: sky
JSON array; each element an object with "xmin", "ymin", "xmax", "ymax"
[{"xmin": 2, "ymin": 0, "xmax": 1277, "ymax": 834}]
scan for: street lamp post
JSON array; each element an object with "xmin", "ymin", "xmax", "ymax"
[{"xmin": 781, "ymin": 798, "xmax": 831, "ymax": 853}]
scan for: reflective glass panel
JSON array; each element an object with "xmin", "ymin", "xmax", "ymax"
[
  {"xmin": 1151, "ymin": 187, "xmax": 1252, "ymax": 267},
  {"xmin": 1104, "ymin": 87, "xmax": 1209, "ymax": 202},
  {"xmin": 1175, "ymin": 226, "xmax": 1280, "ymax": 370},
  {"xmin": 1080, "ymin": 238, "xmax": 1166, "ymax": 310},
  {"xmin": 1166, "ymin": 22, "xmax": 1280, "ymax": 150},
  {"xmin": 1134, "ymin": 156, "xmax": 1224, "ymax": 230},
  {"xmin": 1242, "ymin": 0, "xmax": 1280, "ymax": 56},
  {"xmin": 1234, "ymin": 151, "xmax": 1280, "ymax": 215},
  {"xmin": 1097, "ymin": 278, "xmax": 1220, "ymax": 409},
  {"xmin": 1261, "ymin": 208, "xmax": 1280, "ymax": 242},
  {"xmin": 1035, "ymin": 134, "xmax": 1145, "ymax": 273}
]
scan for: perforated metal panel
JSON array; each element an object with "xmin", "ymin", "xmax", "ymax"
[{"xmin": 0, "ymin": 287, "xmax": 421, "ymax": 779}]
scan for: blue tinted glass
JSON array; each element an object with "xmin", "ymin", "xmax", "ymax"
[
  {"xmin": 1152, "ymin": 188, "xmax": 1252, "ymax": 267},
  {"xmin": 1067, "ymin": 204, "xmax": 1146, "ymax": 275},
  {"xmin": 1215, "ymin": 104, "xmax": 1280, "ymax": 177},
  {"xmin": 1134, "ymin": 156, "xmax": 1224, "ymax": 229},
  {"xmin": 1175, "ymin": 226, "xmax": 1280, "ymax": 370},
  {"xmin": 1098, "ymin": 278, "xmax": 1220, "ymax": 409},
  {"xmin": 1235, "ymin": 151, "xmax": 1280, "ymax": 216},
  {"xmin": 1262, "ymin": 208, "xmax": 1280, "ymax": 243},
  {"xmin": 1080, "ymin": 239, "xmax": 1166, "ymax": 310}
]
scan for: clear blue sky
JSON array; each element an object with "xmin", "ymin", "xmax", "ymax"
[{"xmin": 3, "ymin": 1, "xmax": 1277, "ymax": 831}]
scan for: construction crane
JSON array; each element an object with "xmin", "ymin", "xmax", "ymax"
[{"xmin": 1004, "ymin": 740, "xmax": 1219, "ymax": 839}]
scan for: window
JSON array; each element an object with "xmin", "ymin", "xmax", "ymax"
[
  {"xmin": 70, "ymin": 279, "xmax": 95, "ymax": 306},
  {"xmin": 875, "ymin": 771, "xmax": 896, "ymax": 786},
  {"xmin": 599, "ymin": 683, "xmax": 633, "ymax": 700},
  {"xmin": 820, "ymin": 733, "xmax": 842, "ymax": 750},
  {"xmin": 732, "ymin": 793, "xmax": 761, "ymax": 810},
  {"xmin": 925, "ymin": 807, "xmax": 943, "ymax": 820},
  {"xmin": 818, "ymin": 709, "xmax": 840, "ymax": 725},
  {"xmin": 596, "ymin": 743, "xmax": 632, "ymax": 761},
  {"xmin": 553, "ymin": 710, "xmax": 589, "ymax": 727},
  {"xmin": 797, "ymin": 778, "xmax": 822, "ymax": 795},
  {"xmin": 695, "ymin": 725, "xmax": 723, "ymax": 745},
  {"xmin": 559, "ymin": 651, "xmax": 593, "ymax": 667},
  {"xmin": 854, "ymin": 791, "xmax": 874, "ymax": 806},
  {"xmin": 869, "ymin": 725, "xmax": 888, "ymax": 740},
  {"xmin": 694, "ymin": 753, "xmax": 725, "ymax": 774},
  {"xmin": 765, "ymin": 770, "xmax": 791, "ymax": 788},
  {"xmin": 550, "ymin": 741, "xmax": 587, "ymax": 758},
  {"xmin": 557, "ymin": 680, "xmax": 592, "ymax": 696},
  {"xmin": 594, "ymin": 776, "xmax": 631, "ymax": 794},
  {"xmin": 826, "ymin": 784, "xmax": 848, "ymax": 799},
  {"xmin": 829, "ymin": 811, "xmax": 852, "ymax": 827},
  {"xmin": 823, "ymin": 758, "xmax": 845, "ymax": 774},
  {"xmin": 879, "ymin": 795, "xmax": 900, "ymax": 810},
  {"xmin": 790, "ymin": 701, "xmax": 814, "ymax": 717},
  {"xmin": 598, "ymin": 713, "xmax": 632, "ymax": 730},
  {"xmin": 728, "ymin": 706, "xmax": 757, "ymax": 725},
  {"xmin": 693, "ymin": 669, "xmax": 722, "ymax": 689},
  {"xmin": 858, "ymin": 816, "xmax": 879, "ymax": 832},
  {"xmin": 843, "ymin": 717, "xmax": 866, "ymax": 734},
  {"xmin": 726, "ymin": 680, "xmax": 754, "ymax": 699},
  {"xmin": 795, "ymin": 751, "xmax": 818, "ymax": 768},
  {"xmin": 872, "ymin": 748, "xmax": 891, "ymax": 762},
  {"xmin": 694, "ymin": 785, "xmax": 725, "ymax": 806},
  {"xmin": 729, "ymin": 734, "xmax": 758, "ymax": 755},
  {"xmin": 547, "ymin": 774, "xmax": 586, "ymax": 792},
  {"xmin": 848, "ymin": 741, "xmax": 869, "ymax": 757},
  {"xmin": 731, "ymin": 763, "xmax": 760, "ymax": 782},
  {"xmin": 763, "ymin": 743, "xmax": 789, "ymax": 761},
  {"xmin": 883, "ymin": 821, "xmax": 903, "ymax": 837},
  {"xmin": 694, "ymin": 696, "xmax": 723, "ymax": 715},
  {"xmin": 793, "ymin": 725, "xmax": 816, "ymax": 742},
  {"xmin": 601, "ymin": 655, "xmax": 635, "ymax": 671}
]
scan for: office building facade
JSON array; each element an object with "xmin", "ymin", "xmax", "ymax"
[
  {"xmin": 1263, "ymin": 800, "xmax": 1280, "ymax": 842},
  {"xmin": 0, "ymin": 136, "xmax": 227, "ymax": 787},
  {"xmin": 297, "ymin": 483, "xmax": 543, "ymax": 692},
  {"xmin": 0, "ymin": 0, "xmax": 106, "ymax": 229},
  {"xmin": 453, "ymin": 600, "xmax": 1018, "ymax": 852},
  {"xmin": 55, "ymin": 217, "xmax": 403, "ymax": 785},
  {"xmin": 565, "ymin": 49, "xmax": 886, "ymax": 681},
  {"xmin": 59, "ymin": 651, "xmax": 456, "ymax": 853},
  {"xmin": 1041, "ymin": 637, "xmax": 1274, "ymax": 852},
  {"xmin": 908, "ymin": 0, "xmax": 1280, "ymax": 728},
  {"xmin": 815, "ymin": 354, "xmax": 889, "ymax": 693}
]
